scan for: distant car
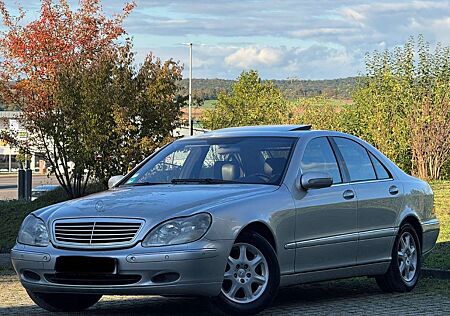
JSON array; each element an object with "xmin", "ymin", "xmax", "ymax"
[
  {"xmin": 31, "ymin": 184, "xmax": 60, "ymax": 201},
  {"xmin": 12, "ymin": 125, "xmax": 440, "ymax": 315}
]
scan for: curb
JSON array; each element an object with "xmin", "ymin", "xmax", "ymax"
[{"xmin": 422, "ymin": 268, "xmax": 450, "ymax": 280}]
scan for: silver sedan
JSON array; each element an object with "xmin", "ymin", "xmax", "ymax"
[{"xmin": 11, "ymin": 125, "xmax": 440, "ymax": 315}]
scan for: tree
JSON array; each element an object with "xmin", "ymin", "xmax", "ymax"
[
  {"xmin": 201, "ymin": 70, "xmax": 292, "ymax": 129},
  {"xmin": 0, "ymin": 1, "xmax": 183, "ymax": 197},
  {"xmin": 0, "ymin": 0, "xmax": 135, "ymax": 110},
  {"xmin": 47, "ymin": 44, "xmax": 183, "ymax": 194},
  {"xmin": 409, "ymin": 39, "xmax": 450, "ymax": 179},
  {"xmin": 353, "ymin": 36, "xmax": 450, "ymax": 179}
]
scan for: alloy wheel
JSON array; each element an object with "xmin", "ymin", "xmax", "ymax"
[
  {"xmin": 397, "ymin": 231, "xmax": 418, "ymax": 282},
  {"xmin": 221, "ymin": 243, "xmax": 269, "ymax": 304}
]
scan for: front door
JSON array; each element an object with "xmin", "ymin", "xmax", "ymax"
[{"xmin": 293, "ymin": 137, "xmax": 358, "ymax": 272}]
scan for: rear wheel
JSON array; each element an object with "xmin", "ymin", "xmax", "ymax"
[
  {"xmin": 375, "ymin": 223, "xmax": 421, "ymax": 293},
  {"xmin": 26, "ymin": 290, "xmax": 102, "ymax": 312},
  {"xmin": 211, "ymin": 231, "xmax": 279, "ymax": 315}
]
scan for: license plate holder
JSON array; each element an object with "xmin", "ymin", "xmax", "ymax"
[{"xmin": 55, "ymin": 256, "xmax": 117, "ymax": 274}]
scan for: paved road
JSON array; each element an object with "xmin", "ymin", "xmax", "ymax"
[
  {"xmin": 0, "ymin": 273, "xmax": 449, "ymax": 315},
  {"xmin": 0, "ymin": 175, "xmax": 58, "ymax": 200}
]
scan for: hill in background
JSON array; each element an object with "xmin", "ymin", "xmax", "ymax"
[
  {"xmin": 0, "ymin": 77, "xmax": 359, "ymax": 111},
  {"xmin": 178, "ymin": 77, "xmax": 359, "ymax": 100}
]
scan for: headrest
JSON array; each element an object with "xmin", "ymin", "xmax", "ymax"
[
  {"xmin": 214, "ymin": 161, "xmax": 240, "ymax": 180},
  {"xmin": 221, "ymin": 163, "xmax": 239, "ymax": 181}
]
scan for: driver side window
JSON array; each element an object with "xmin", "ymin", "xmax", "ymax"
[{"xmin": 301, "ymin": 137, "xmax": 342, "ymax": 184}]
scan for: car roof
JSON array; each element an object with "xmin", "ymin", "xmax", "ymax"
[
  {"xmin": 188, "ymin": 125, "xmax": 315, "ymax": 139},
  {"xmin": 183, "ymin": 125, "xmax": 374, "ymax": 150}
]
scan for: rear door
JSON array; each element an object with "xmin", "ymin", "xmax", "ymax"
[
  {"xmin": 332, "ymin": 137, "xmax": 402, "ymax": 265},
  {"xmin": 293, "ymin": 137, "xmax": 358, "ymax": 272}
]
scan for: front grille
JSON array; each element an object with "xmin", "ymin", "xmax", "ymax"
[{"xmin": 53, "ymin": 219, "xmax": 144, "ymax": 248}]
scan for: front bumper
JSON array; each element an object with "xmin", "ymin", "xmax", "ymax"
[{"xmin": 11, "ymin": 239, "xmax": 233, "ymax": 297}]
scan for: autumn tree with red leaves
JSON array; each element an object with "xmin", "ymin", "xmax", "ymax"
[{"xmin": 0, "ymin": 1, "xmax": 184, "ymax": 197}]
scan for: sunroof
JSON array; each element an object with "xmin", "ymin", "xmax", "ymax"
[
  {"xmin": 214, "ymin": 125, "xmax": 312, "ymax": 132},
  {"xmin": 289, "ymin": 125, "xmax": 312, "ymax": 131}
]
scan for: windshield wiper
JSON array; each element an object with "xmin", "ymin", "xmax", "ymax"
[
  {"xmin": 122, "ymin": 182, "xmax": 169, "ymax": 186},
  {"xmin": 171, "ymin": 178, "xmax": 239, "ymax": 184}
]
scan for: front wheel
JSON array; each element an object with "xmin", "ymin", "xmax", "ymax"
[
  {"xmin": 26, "ymin": 290, "xmax": 102, "ymax": 312},
  {"xmin": 375, "ymin": 223, "xmax": 421, "ymax": 293},
  {"xmin": 211, "ymin": 231, "xmax": 280, "ymax": 315}
]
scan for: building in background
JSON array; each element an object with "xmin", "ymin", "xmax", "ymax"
[
  {"xmin": 0, "ymin": 111, "xmax": 46, "ymax": 173},
  {"xmin": 1, "ymin": 110, "xmax": 207, "ymax": 173}
]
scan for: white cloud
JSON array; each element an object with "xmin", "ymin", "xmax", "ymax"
[
  {"xmin": 2, "ymin": 0, "xmax": 449, "ymax": 79},
  {"xmin": 225, "ymin": 47, "xmax": 283, "ymax": 68},
  {"xmin": 341, "ymin": 8, "xmax": 366, "ymax": 23},
  {"xmin": 289, "ymin": 28, "xmax": 356, "ymax": 38}
]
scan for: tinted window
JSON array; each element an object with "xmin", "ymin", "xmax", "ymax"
[
  {"xmin": 333, "ymin": 137, "xmax": 376, "ymax": 182},
  {"xmin": 369, "ymin": 152, "xmax": 391, "ymax": 180},
  {"xmin": 301, "ymin": 137, "xmax": 342, "ymax": 184}
]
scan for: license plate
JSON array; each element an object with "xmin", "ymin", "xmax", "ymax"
[{"xmin": 55, "ymin": 256, "xmax": 117, "ymax": 274}]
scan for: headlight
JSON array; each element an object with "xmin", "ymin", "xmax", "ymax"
[
  {"xmin": 142, "ymin": 213, "xmax": 212, "ymax": 247},
  {"xmin": 17, "ymin": 215, "xmax": 49, "ymax": 247}
]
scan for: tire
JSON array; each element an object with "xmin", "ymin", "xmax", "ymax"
[
  {"xmin": 210, "ymin": 231, "xmax": 280, "ymax": 315},
  {"xmin": 26, "ymin": 290, "xmax": 102, "ymax": 312},
  {"xmin": 375, "ymin": 223, "xmax": 421, "ymax": 293}
]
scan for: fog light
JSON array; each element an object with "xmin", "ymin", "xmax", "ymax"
[
  {"xmin": 23, "ymin": 270, "xmax": 41, "ymax": 281},
  {"xmin": 151, "ymin": 272, "xmax": 180, "ymax": 284}
]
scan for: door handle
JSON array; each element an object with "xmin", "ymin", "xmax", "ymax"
[
  {"xmin": 389, "ymin": 185, "xmax": 399, "ymax": 195},
  {"xmin": 343, "ymin": 189, "xmax": 355, "ymax": 200}
]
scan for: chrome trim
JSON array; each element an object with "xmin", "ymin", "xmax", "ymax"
[
  {"xmin": 284, "ymin": 242, "xmax": 296, "ymax": 250},
  {"xmin": 331, "ymin": 178, "xmax": 394, "ymax": 187},
  {"xmin": 358, "ymin": 227, "xmax": 397, "ymax": 240},
  {"xmin": 126, "ymin": 248, "xmax": 218, "ymax": 263},
  {"xmin": 421, "ymin": 218, "xmax": 439, "ymax": 227},
  {"xmin": 52, "ymin": 217, "xmax": 145, "ymax": 249},
  {"xmin": 284, "ymin": 232, "xmax": 358, "ymax": 249},
  {"xmin": 285, "ymin": 228, "xmax": 397, "ymax": 249},
  {"xmin": 11, "ymin": 249, "xmax": 51, "ymax": 262}
]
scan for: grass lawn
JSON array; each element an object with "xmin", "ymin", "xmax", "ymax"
[{"xmin": 424, "ymin": 181, "xmax": 450, "ymax": 270}]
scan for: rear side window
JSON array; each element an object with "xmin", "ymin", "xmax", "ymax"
[
  {"xmin": 369, "ymin": 152, "xmax": 392, "ymax": 180},
  {"xmin": 333, "ymin": 137, "xmax": 376, "ymax": 182},
  {"xmin": 301, "ymin": 137, "xmax": 342, "ymax": 184}
]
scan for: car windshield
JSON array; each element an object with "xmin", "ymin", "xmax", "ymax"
[{"xmin": 123, "ymin": 137, "xmax": 296, "ymax": 186}]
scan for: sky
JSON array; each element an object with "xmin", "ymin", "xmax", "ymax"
[{"xmin": 1, "ymin": 0, "xmax": 450, "ymax": 80}]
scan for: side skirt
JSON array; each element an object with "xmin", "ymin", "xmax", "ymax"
[{"xmin": 280, "ymin": 261, "xmax": 390, "ymax": 287}]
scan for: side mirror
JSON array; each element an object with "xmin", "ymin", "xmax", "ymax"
[
  {"xmin": 108, "ymin": 175, "xmax": 125, "ymax": 189},
  {"xmin": 296, "ymin": 172, "xmax": 333, "ymax": 190}
]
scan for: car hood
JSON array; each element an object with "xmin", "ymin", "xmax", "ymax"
[{"xmin": 34, "ymin": 184, "xmax": 278, "ymax": 225}]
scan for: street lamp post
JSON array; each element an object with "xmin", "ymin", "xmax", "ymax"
[
  {"xmin": 180, "ymin": 42, "xmax": 193, "ymax": 136},
  {"xmin": 188, "ymin": 42, "xmax": 193, "ymax": 136}
]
